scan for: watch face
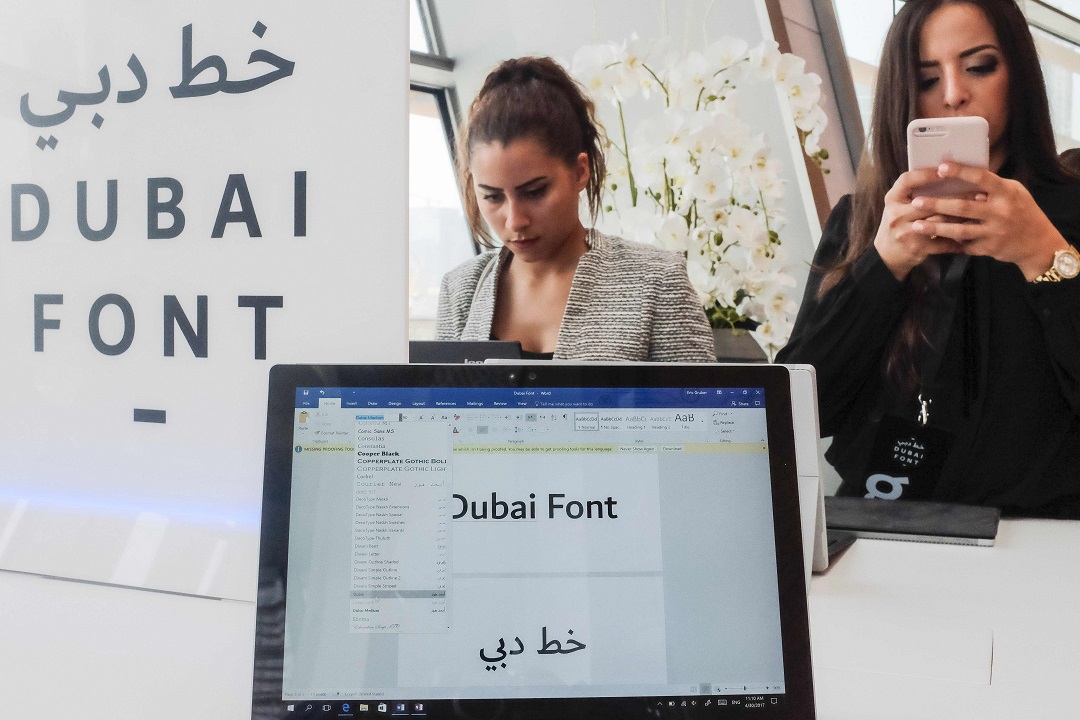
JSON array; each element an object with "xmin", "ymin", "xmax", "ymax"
[{"xmin": 1055, "ymin": 249, "xmax": 1080, "ymax": 279}]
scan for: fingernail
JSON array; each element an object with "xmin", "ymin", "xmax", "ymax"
[
  {"xmin": 975, "ymin": 193, "xmax": 987, "ymax": 201},
  {"xmin": 912, "ymin": 197, "xmax": 925, "ymax": 208}
]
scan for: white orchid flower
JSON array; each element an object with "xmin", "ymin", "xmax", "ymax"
[
  {"xmin": 686, "ymin": 163, "xmax": 730, "ymax": 206},
  {"xmin": 670, "ymin": 51, "xmax": 710, "ymax": 100},
  {"xmin": 657, "ymin": 213, "xmax": 691, "ymax": 252},
  {"xmin": 786, "ymin": 70, "xmax": 823, "ymax": 111},
  {"xmin": 748, "ymin": 40, "xmax": 781, "ymax": 77},
  {"xmin": 571, "ymin": 33, "xmax": 827, "ymax": 351},
  {"xmin": 773, "ymin": 54, "xmax": 806, "ymax": 85},
  {"xmin": 705, "ymin": 36, "xmax": 749, "ymax": 73},
  {"xmin": 571, "ymin": 44, "xmax": 619, "ymax": 101}
]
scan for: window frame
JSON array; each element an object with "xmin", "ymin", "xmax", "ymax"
[
  {"xmin": 409, "ymin": 0, "xmax": 477, "ymax": 256},
  {"xmin": 407, "ymin": 0, "xmax": 484, "ymax": 336}
]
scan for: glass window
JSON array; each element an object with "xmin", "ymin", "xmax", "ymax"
[
  {"xmin": 409, "ymin": 88, "xmax": 474, "ymax": 339},
  {"xmin": 832, "ymin": 0, "xmax": 895, "ymax": 130},
  {"xmin": 1049, "ymin": 0, "xmax": 1080, "ymax": 18},
  {"xmin": 409, "ymin": 1, "xmax": 472, "ymax": 339},
  {"xmin": 1035, "ymin": 27, "xmax": 1080, "ymax": 149},
  {"xmin": 410, "ymin": 0, "xmax": 432, "ymax": 53}
]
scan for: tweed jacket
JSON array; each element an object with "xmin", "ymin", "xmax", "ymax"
[{"xmin": 435, "ymin": 230, "xmax": 715, "ymax": 361}]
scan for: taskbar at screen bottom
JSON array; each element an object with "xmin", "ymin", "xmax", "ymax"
[{"xmin": 270, "ymin": 694, "xmax": 790, "ymax": 719}]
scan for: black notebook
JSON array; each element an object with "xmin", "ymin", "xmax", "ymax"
[
  {"xmin": 824, "ymin": 497, "xmax": 1001, "ymax": 547},
  {"xmin": 409, "ymin": 340, "xmax": 522, "ymax": 364}
]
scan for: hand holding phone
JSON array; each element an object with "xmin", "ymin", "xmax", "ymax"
[{"xmin": 907, "ymin": 117, "xmax": 989, "ymax": 198}]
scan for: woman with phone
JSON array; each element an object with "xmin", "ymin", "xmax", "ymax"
[
  {"xmin": 778, "ymin": 0, "xmax": 1080, "ymax": 516},
  {"xmin": 435, "ymin": 56, "xmax": 715, "ymax": 362}
]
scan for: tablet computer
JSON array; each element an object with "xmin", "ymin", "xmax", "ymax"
[{"xmin": 253, "ymin": 363, "xmax": 815, "ymax": 718}]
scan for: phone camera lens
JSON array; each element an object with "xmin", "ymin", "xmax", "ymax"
[
  {"xmin": 527, "ymin": 371, "xmax": 537, "ymax": 381},
  {"xmin": 918, "ymin": 127, "xmax": 927, "ymax": 133}
]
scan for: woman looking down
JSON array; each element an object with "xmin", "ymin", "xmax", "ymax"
[{"xmin": 436, "ymin": 56, "xmax": 715, "ymax": 362}]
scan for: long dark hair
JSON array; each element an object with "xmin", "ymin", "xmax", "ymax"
[
  {"xmin": 821, "ymin": 0, "xmax": 1071, "ymax": 393},
  {"xmin": 456, "ymin": 56, "xmax": 607, "ymax": 248}
]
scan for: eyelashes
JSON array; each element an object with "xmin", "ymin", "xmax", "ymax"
[
  {"xmin": 480, "ymin": 186, "xmax": 549, "ymax": 203},
  {"xmin": 917, "ymin": 56, "xmax": 1001, "ymax": 92},
  {"xmin": 968, "ymin": 57, "xmax": 999, "ymax": 75}
]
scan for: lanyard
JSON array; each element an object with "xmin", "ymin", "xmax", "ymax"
[{"xmin": 915, "ymin": 255, "xmax": 970, "ymax": 426}]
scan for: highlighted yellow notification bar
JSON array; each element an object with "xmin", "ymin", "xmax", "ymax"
[
  {"xmin": 677, "ymin": 443, "xmax": 768, "ymax": 454},
  {"xmin": 453, "ymin": 443, "xmax": 767, "ymax": 454},
  {"xmin": 455, "ymin": 444, "xmax": 617, "ymax": 454},
  {"xmin": 294, "ymin": 444, "xmax": 354, "ymax": 453}
]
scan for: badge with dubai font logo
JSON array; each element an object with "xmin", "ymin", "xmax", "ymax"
[{"xmin": 863, "ymin": 414, "xmax": 954, "ymax": 501}]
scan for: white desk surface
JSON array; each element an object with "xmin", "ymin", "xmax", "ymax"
[
  {"xmin": 0, "ymin": 570, "xmax": 255, "ymax": 719},
  {"xmin": 2, "ymin": 519, "xmax": 1077, "ymax": 719},
  {"xmin": 810, "ymin": 518, "xmax": 1080, "ymax": 719}
]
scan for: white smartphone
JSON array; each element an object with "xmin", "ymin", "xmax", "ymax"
[{"xmin": 907, "ymin": 116, "xmax": 989, "ymax": 197}]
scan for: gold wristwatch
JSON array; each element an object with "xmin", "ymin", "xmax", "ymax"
[{"xmin": 1033, "ymin": 247, "xmax": 1080, "ymax": 283}]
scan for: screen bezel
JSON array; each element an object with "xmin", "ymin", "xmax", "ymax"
[{"xmin": 252, "ymin": 363, "xmax": 814, "ymax": 719}]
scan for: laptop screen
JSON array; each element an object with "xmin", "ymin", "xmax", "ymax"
[{"xmin": 254, "ymin": 364, "xmax": 813, "ymax": 719}]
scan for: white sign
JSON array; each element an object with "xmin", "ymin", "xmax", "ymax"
[{"xmin": 0, "ymin": 0, "xmax": 408, "ymax": 599}]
